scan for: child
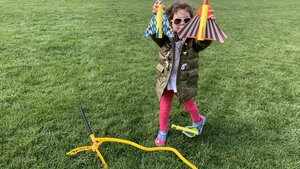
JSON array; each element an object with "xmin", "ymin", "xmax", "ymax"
[{"xmin": 150, "ymin": 0, "xmax": 214, "ymax": 146}]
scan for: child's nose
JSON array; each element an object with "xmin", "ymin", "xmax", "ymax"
[{"xmin": 179, "ymin": 22, "xmax": 186, "ymax": 26}]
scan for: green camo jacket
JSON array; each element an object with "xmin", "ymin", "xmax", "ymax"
[{"xmin": 151, "ymin": 35, "xmax": 212, "ymax": 103}]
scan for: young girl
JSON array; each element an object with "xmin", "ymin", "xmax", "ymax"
[{"xmin": 150, "ymin": 0, "xmax": 214, "ymax": 146}]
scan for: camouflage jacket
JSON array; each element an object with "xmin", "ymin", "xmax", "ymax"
[{"xmin": 151, "ymin": 35, "xmax": 212, "ymax": 103}]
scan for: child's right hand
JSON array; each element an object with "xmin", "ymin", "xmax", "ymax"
[
  {"xmin": 152, "ymin": 1, "xmax": 165, "ymax": 14},
  {"xmin": 152, "ymin": 2, "xmax": 159, "ymax": 14}
]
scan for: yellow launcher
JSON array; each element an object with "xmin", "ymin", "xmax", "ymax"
[
  {"xmin": 67, "ymin": 134, "xmax": 198, "ymax": 169},
  {"xmin": 156, "ymin": 3, "xmax": 163, "ymax": 38},
  {"xmin": 67, "ymin": 107, "xmax": 198, "ymax": 168}
]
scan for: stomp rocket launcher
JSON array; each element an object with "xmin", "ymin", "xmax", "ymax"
[{"xmin": 66, "ymin": 107, "xmax": 198, "ymax": 169}]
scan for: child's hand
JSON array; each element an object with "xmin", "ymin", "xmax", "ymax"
[
  {"xmin": 197, "ymin": 7, "xmax": 216, "ymax": 20},
  {"xmin": 152, "ymin": 2, "xmax": 159, "ymax": 14},
  {"xmin": 208, "ymin": 8, "xmax": 216, "ymax": 19},
  {"xmin": 152, "ymin": 1, "xmax": 165, "ymax": 14}
]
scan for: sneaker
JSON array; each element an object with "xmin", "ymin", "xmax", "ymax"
[
  {"xmin": 155, "ymin": 130, "xmax": 167, "ymax": 146},
  {"xmin": 182, "ymin": 116, "xmax": 206, "ymax": 138},
  {"xmin": 193, "ymin": 115, "xmax": 206, "ymax": 134}
]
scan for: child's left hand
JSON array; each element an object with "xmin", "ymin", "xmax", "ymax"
[
  {"xmin": 208, "ymin": 8, "xmax": 216, "ymax": 19},
  {"xmin": 197, "ymin": 7, "xmax": 216, "ymax": 20}
]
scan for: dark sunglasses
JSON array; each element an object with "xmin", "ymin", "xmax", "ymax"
[{"xmin": 173, "ymin": 18, "xmax": 191, "ymax": 25}]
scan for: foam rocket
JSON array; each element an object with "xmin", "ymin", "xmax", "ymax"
[
  {"xmin": 178, "ymin": 0, "xmax": 227, "ymax": 43},
  {"xmin": 144, "ymin": 0, "xmax": 174, "ymax": 39}
]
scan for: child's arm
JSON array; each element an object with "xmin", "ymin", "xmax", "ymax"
[
  {"xmin": 151, "ymin": 34, "xmax": 168, "ymax": 48},
  {"xmin": 193, "ymin": 39, "xmax": 212, "ymax": 52}
]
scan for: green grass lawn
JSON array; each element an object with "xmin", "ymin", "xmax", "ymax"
[{"xmin": 1, "ymin": 0, "xmax": 299, "ymax": 168}]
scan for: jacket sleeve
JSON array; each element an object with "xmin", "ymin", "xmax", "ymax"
[
  {"xmin": 193, "ymin": 39, "xmax": 212, "ymax": 52},
  {"xmin": 151, "ymin": 34, "xmax": 168, "ymax": 48}
]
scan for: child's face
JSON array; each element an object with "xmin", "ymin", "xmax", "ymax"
[{"xmin": 171, "ymin": 9, "xmax": 191, "ymax": 33}]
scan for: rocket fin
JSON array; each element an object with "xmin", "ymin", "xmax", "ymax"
[
  {"xmin": 178, "ymin": 16, "xmax": 227, "ymax": 43},
  {"xmin": 144, "ymin": 13, "xmax": 174, "ymax": 38}
]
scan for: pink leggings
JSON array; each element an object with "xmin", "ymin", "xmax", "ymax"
[{"xmin": 159, "ymin": 90, "xmax": 202, "ymax": 132}]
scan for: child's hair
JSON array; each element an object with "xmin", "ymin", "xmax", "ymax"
[{"xmin": 165, "ymin": 0, "xmax": 194, "ymax": 21}]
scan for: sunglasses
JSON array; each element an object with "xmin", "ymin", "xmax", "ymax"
[{"xmin": 172, "ymin": 18, "xmax": 191, "ymax": 25}]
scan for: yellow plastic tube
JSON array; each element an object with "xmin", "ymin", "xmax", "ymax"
[
  {"xmin": 96, "ymin": 137, "xmax": 198, "ymax": 169},
  {"xmin": 197, "ymin": 4, "xmax": 209, "ymax": 41},
  {"xmin": 156, "ymin": 3, "xmax": 163, "ymax": 38},
  {"xmin": 67, "ymin": 134, "xmax": 198, "ymax": 169}
]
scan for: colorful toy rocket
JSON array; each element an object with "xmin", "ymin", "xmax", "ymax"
[
  {"xmin": 177, "ymin": 0, "xmax": 227, "ymax": 43},
  {"xmin": 144, "ymin": 0, "xmax": 174, "ymax": 39}
]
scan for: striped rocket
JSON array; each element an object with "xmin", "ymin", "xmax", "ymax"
[{"xmin": 177, "ymin": 0, "xmax": 227, "ymax": 43}]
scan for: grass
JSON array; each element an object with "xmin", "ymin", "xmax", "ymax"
[{"xmin": 0, "ymin": 0, "xmax": 299, "ymax": 168}]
